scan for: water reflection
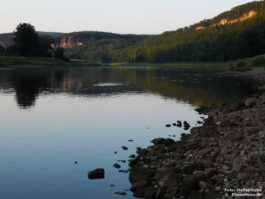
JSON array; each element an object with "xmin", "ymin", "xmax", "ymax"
[{"xmin": 0, "ymin": 66, "xmax": 255, "ymax": 109}]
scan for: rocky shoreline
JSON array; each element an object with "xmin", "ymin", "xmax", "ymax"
[{"xmin": 128, "ymin": 68, "xmax": 265, "ymax": 198}]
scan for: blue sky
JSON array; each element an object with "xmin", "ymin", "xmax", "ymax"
[{"xmin": 0, "ymin": 0, "xmax": 257, "ymax": 34}]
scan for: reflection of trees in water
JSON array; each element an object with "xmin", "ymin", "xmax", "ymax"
[
  {"xmin": 0, "ymin": 67, "xmax": 255, "ymax": 109},
  {"xmin": 10, "ymin": 70, "xmax": 50, "ymax": 108}
]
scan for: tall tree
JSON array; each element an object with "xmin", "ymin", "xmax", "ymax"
[{"xmin": 14, "ymin": 23, "xmax": 39, "ymax": 57}]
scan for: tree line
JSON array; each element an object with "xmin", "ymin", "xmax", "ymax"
[{"xmin": 0, "ymin": 23, "xmax": 67, "ymax": 60}]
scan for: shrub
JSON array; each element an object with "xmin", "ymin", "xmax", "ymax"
[
  {"xmin": 236, "ymin": 61, "xmax": 247, "ymax": 68},
  {"xmin": 251, "ymin": 56, "xmax": 265, "ymax": 66}
]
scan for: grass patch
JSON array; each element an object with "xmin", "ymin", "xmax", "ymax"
[{"xmin": 0, "ymin": 56, "xmax": 101, "ymax": 66}]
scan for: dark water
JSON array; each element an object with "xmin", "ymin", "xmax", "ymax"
[{"xmin": 0, "ymin": 66, "xmax": 255, "ymax": 199}]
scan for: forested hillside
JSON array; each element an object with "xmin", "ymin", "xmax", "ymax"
[
  {"xmin": 52, "ymin": 32, "xmax": 149, "ymax": 61},
  {"xmin": 61, "ymin": 1, "xmax": 265, "ymax": 62},
  {"xmin": 1, "ymin": 1, "xmax": 265, "ymax": 63}
]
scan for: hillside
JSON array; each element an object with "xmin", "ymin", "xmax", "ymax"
[
  {"xmin": 61, "ymin": 0, "xmax": 265, "ymax": 62},
  {"xmin": 52, "ymin": 32, "xmax": 149, "ymax": 61},
  {"xmin": 1, "ymin": 1, "xmax": 265, "ymax": 63}
]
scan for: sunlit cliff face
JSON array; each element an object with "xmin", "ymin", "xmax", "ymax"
[{"xmin": 196, "ymin": 10, "xmax": 257, "ymax": 30}]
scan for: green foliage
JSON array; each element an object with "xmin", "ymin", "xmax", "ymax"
[
  {"xmin": 14, "ymin": 23, "xmax": 39, "ymax": 56},
  {"xmin": 6, "ymin": 23, "xmax": 53, "ymax": 58},
  {"xmin": 251, "ymin": 56, "xmax": 265, "ymax": 66},
  {"xmin": 53, "ymin": 47, "xmax": 69, "ymax": 62},
  {"xmin": 1, "ymin": 1, "xmax": 265, "ymax": 63},
  {"xmin": 58, "ymin": 1, "xmax": 265, "ymax": 63},
  {"xmin": 236, "ymin": 61, "xmax": 247, "ymax": 68},
  {"xmin": 0, "ymin": 45, "xmax": 5, "ymax": 55}
]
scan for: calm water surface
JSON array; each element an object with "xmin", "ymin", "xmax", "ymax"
[{"xmin": 0, "ymin": 66, "xmax": 255, "ymax": 199}]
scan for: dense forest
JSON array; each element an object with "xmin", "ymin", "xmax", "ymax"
[{"xmin": 1, "ymin": 1, "xmax": 265, "ymax": 63}]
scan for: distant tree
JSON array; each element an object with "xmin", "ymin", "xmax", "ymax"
[
  {"xmin": 36, "ymin": 37, "xmax": 53, "ymax": 57},
  {"xmin": 53, "ymin": 47, "xmax": 68, "ymax": 61},
  {"xmin": 14, "ymin": 23, "xmax": 39, "ymax": 56},
  {"xmin": 0, "ymin": 45, "xmax": 5, "ymax": 55}
]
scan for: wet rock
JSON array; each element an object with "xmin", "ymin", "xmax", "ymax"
[
  {"xmin": 121, "ymin": 146, "xmax": 128, "ymax": 150},
  {"xmin": 165, "ymin": 124, "xmax": 171, "ymax": 128},
  {"xmin": 128, "ymin": 140, "xmax": 134, "ymax": 142},
  {"xmin": 119, "ymin": 170, "xmax": 129, "ymax": 173},
  {"xmin": 130, "ymin": 181, "xmax": 148, "ymax": 191},
  {"xmin": 133, "ymin": 186, "xmax": 156, "ymax": 198},
  {"xmin": 137, "ymin": 148, "xmax": 149, "ymax": 155},
  {"xmin": 164, "ymin": 138, "xmax": 175, "ymax": 146},
  {"xmin": 118, "ymin": 160, "xmax": 126, "ymax": 163},
  {"xmin": 115, "ymin": 192, "xmax": 127, "ymax": 196},
  {"xmin": 130, "ymin": 166, "xmax": 153, "ymax": 184},
  {"xmin": 110, "ymin": 184, "xmax": 115, "ymax": 187},
  {"xmin": 184, "ymin": 121, "xmax": 191, "ymax": 130},
  {"xmin": 74, "ymin": 161, "xmax": 78, "ymax": 164},
  {"xmin": 177, "ymin": 121, "xmax": 182, "ymax": 127},
  {"xmin": 113, "ymin": 163, "xmax": 121, "ymax": 169},
  {"xmin": 129, "ymin": 154, "xmax": 136, "ymax": 159},
  {"xmin": 114, "ymin": 151, "xmax": 117, "ymax": 154},
  {"xmin": 88, "ymin": 168, "xmax": 105, "ymax": 179},
  {"xmin": 172, "ymin": 123, "xmax": 177, "ymax": 126},
  {"xmin": 151, "ymin": 138, "xmax": 165, "ymax": 145}
]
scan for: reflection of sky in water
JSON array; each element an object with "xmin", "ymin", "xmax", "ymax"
[
  {"xmin": 0, "ymin": 92, "xmax": 202, "ymax": 199},
  {"xmin": 94, "ymin": 82, "xmax": 123, "ymax": 87},
  {"xmin": 0, "ymin": 66, "xmax": 255, "ymax": 199}
]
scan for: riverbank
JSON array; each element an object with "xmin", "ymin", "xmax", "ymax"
[
  {"xmin": 109, "ymin": 54, "xmax": 265, "ymax": 69},
  {"xmin": 128, "ymin": 68, "xmax": 265, "ymax": 198},
  {"xmin": 0, "ymin": 56, "xmax": 101, "ymax": 66}
]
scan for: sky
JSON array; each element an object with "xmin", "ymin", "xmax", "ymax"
[{"xmin": 0, "ymin": 0, "xmax": 258, "ymax": 34}]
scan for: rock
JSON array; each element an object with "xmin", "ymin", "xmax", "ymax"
[
  {"xmin": 121, "ymin": 146, "xmax": 128, "ymax": 150},
  {"xmin": 199, "ymin": 181, "xmax": 207, "ymax": 192},
  {"xmin": 184, "ymin": 121, "xmax": 191, "ymax": 130},
  {"xmin": 129, "ymin": 154, "xmax": 136, "ymax": 159},
  {"xmin": 151, "ymin": 138, "xmax": 165, "ymax": 145},
  {"xmin": 118, "ymin": 160, "xmax": 126, "ymax": 163},
  {"xmin": 110, "ymin": 184, "xmax": 115, "ymax": 187},
  {"xmin": 134, "ymin": 186, "xmax": 156, "ymax": 198},
  {"xmin": 172, "ymin": 123, "xmax": 177, "ymax": 126},
  {"xmin": 128, "ymin": 140, "xmax": 134, "ymax": 142},
  {"xmin": 74, "ymin": 161, "xmax": 78, "ymax": 164},
  {"xmin": 130, "ymin": 181, "xmax": 148, "ymax": 191},
  {"xmin": 115, "ymin": 192, "xmax": 127, "ymax": 196},
  {"xmin": 113, "ymin": 163, "xmax": 121, "ymax": 169},
  {"xmin": 130, "ymin": 166, "xmax": 153, "ymax": 184},
  {"xmin": 166, "ymin": 124, "xmax": 171, "ymax": 127},
  {"xmin": 155, "ymin": 186, "xmax": 168, "ymax": 198},
  {"xmin": 205, "ymin": 168, "xmax": 218, "ymax": 178},
  {"xmin": 215, "ymin": 186, "xmax": 221, "ymax": 191},
  {"xmin": 119, "ymin": 170, "xmax": 129, "ymax": 173},
  {"xmin": 177, "ymin": 121, "xmax": 182, "ymax": 127},
  {"xmin": 183, "ymin": 162, "xmax": 205, "ymax": 174},
  {"xmin": 245, "ymin": 98, "xmax": 255, "ymax": 106},
  {"xmin": 114, "ymin": 151, "xmax": 117, "ymax": 154},
  {"xmin": 164, "ymin": 138, "xmax": 175, "ymax": 146},
  {"xmin": 182, "ymin": 172, "xmax": 206, "ymax": 193},
  {"xmin": 137, "ymin": 148, "xmax": 149, "ymax": 155},
  {"xmin": 88, "ymin": 168, "xmax": 105, "ymax": 179}
]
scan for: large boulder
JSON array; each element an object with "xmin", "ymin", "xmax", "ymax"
[{"xmin": 88, "ymin": 168, "xmax": 105, "ymax": 179}]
